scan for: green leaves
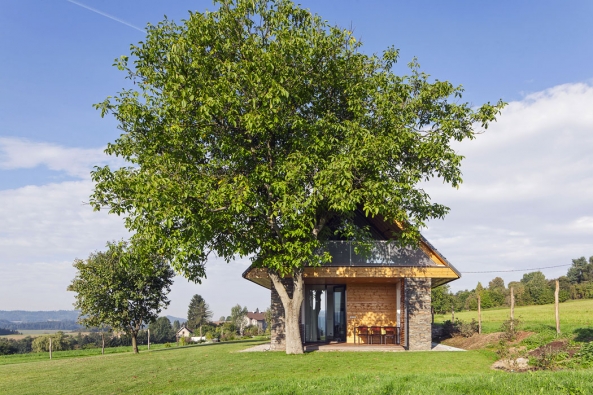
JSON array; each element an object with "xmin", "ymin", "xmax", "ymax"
[
  {"xmin": 91, "ymin": 0, "xmax": 505, "ymax": 282},
  {"xmin": 67, "ymin": 241, "xmax": 175, "ymax": 336}
]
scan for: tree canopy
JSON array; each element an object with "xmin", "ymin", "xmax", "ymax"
[
  {"xmin": 186, "ymin": 294, "xmax": 212, "ymax": 330},
  {"xmin": 90, "ymin": 0, "xmax": 504, "ymax": 353},
  {"xmin": 68, "ymin": 241, "xmax": 175, "ymax": 353}
]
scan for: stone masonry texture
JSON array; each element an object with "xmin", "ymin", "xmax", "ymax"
[{"xmin": 405, "ymin": 277, "xmax": 432, "ymax": 351}]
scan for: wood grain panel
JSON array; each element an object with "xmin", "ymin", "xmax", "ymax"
[{"xmin": 346, "ymin": 283, "xmax": 398, "ymax": 343}]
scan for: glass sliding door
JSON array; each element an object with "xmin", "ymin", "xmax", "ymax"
[
  {"xmin": 304, "ymin": 285, "xmax": 346, "ymax": 343},
  {"xmin": 305, "ymin": 286, "xmax": 326, "ymax": 342},
  {"xmin": 333, "ymin": 286, "xmax": 346, "ymax": 342}
]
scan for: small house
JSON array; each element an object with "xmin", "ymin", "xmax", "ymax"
[
  {"xmin": 243, "ymin": 211, "xmax": 460, "ymax": 351},
  {"xmin": 176, "ymin": 326, "xmax": 193, "ymax": 338}
]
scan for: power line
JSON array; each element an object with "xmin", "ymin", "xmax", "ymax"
[{"xmin": 462, "ymin": 264, "xmax": 571, "ymax": 274}]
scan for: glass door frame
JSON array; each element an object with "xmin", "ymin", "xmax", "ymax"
[{"xmin": 303, "ymin": 284, "xmax": 347, "ymax": 343}]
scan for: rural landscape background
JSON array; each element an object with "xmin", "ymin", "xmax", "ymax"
[{"xmin": 1, "ymin": 0, "xmax": 593, "ymax": 393}]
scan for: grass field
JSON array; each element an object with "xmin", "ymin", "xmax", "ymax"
[
  {"xmin": 434, "ymin": 298, "xmax": 593, "ymax": 336},
  {"xmin": 0, "ymin": 330, "xmax": 80, "ymax": 340},
  {"xmin": 1, "ymin": 340, "xmax": 593, "ymax": 394},
  {"xmin": 2, "ymin": 301, "xmax": 593, "ymax": 394}
]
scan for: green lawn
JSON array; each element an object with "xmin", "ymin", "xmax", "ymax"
[
  {"xmin": 1, "ymin": 340, "xmax": 593, "ymax": 394},
  {"xmin": 435, "ymin": 299, "xmax": 593, "ymax": 336}
]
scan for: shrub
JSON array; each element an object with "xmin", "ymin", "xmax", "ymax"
[
  {"xmin": 500, "ymin": 318, "xmax": 521, "ymax": 342},
  {"xmin": 441, "ymin": 319, "xmax": 479, "ymax": 338},
  {"xmin": 577, "ymin": 341, "xmax": 593, "ymax": 364}
]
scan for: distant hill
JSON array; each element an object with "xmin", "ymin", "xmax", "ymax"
[
  {"xmin": 0, "ymin": 319, "xmax": 82, "ymax": 331},
  {"xmin": 0, "ymin": 311, "xmax": 185, "ymax": 330},
  {"xmin": 165, "ymin": 315, "xmax": 187, "ymax": 324},
  {"xmin": 0, "ymin": 310, "xmax": 80, "ymax": 322}
]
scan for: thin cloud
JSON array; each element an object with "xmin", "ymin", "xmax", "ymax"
[
  {"xmin": 0, "ymin": 137, "xmax": 123, "ymax": 178},
  {"xmin": 66, "ymin": 0, "xmax": 145, "ymax": 33}
]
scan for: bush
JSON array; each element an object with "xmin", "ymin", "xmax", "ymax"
[
  {"xmin": 577, "ymin": 341, "xmax": 593, "ymax": 364},
  {"xmin": 500, "ymin": 318, "xmax": 521, "ymax": 342},
  {"xmin": 441, "ymin": 319, "xmax": 479, "ymax": 338},
  {"xmin": 32, "ymin": 332, "xmax": 73, "ymax": 352}
]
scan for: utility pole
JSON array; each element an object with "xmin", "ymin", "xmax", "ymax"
[
  {"xmin": 555, "ymin": 280, "xmax": 560, "ymax": 336},
  {"xmin": 510, "ymin": 286, "xmax": 515, "ymax": 332},
  {"xmin": 477, "ymin": 293, "xmax": 482, "ymax": 335}
]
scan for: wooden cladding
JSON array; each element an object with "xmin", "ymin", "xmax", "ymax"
[{"xmin": 346, "ymin": 282, "xmax": 400, "ymax": 343}]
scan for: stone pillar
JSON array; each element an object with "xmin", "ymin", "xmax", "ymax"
[
  {"xmin": 405, "ymin": 278, "xmax": 432, "ymax": 351},
  {"xmin": 270, "ymin": 279, "xmax": 294, "ymax": 351}
]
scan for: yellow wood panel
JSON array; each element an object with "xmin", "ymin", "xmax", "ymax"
[
  {"xmin": 346, "ymin": 283, "xmax": 398, "ymax": 343},
  {"xmin": 304, "ymin": 266, "xmax": 458, "ymax": 279}
]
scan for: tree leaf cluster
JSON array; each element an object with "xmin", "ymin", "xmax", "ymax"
[
  {"xmin": 68, "ymin": 241, "xmax": 175, "ymax": 352},
  {"xmin": 90, "ymin": 0, "xmax": 505, "ymax": 281}
]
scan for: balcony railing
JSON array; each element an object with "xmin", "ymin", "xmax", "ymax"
[{"xmin": 317, "ymin": 240, "xmax": 434, "ymax": 267}]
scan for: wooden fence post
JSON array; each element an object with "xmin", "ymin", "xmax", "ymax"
[
  {"xmin": 555, "ymin": 280, "xmax": 560, "ymax": 335},
  {"xmin": 451, "ymin": 306, "xmax": 455, "ymax": 322},
  {"xmin": 478, "ymin": 293, "xmax": 482, "ymax": 334},
  {"xmin": 101, "ymin": 332, "xmax": 105, "ymax": 355},
  {"xmin": 49, "ymin": 336, "xmax": 52, "ymax": 360},
  {"xmin": 148, "ymin": 329, "xmax": 150, "ymax": 350},
  {"xmin": 510, "ymin": 286, "xmax": 515, "ymax": 331}
]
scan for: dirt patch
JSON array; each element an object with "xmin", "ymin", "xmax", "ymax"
[
  {"xmin": 529, "ymin": 340, "xmax": 578, "ymax": 358},
  {"xmin": 441, "ymin": 331, "xmax": 534, "ymax": 350}
]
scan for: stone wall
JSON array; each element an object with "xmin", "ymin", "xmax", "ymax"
[{"xmin": 405, "ymin": 277, "xmax": 432, "ymax": 351}]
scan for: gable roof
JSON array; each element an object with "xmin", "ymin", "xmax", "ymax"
[
  {"xmin": 176, "ymin": 326, "xmax": 193, "ymax": 335},
  {"xmin": 242, "ymin": 211, "xmax": 460, "ymax": 289},
  {"xmin": 246, "ymin": 312, "xmax": 266, "ymax": 321}
]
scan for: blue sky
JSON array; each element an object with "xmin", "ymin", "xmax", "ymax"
[{"xmin": 1, "ymin": 0, "xmax": 592, "ymax": 319}]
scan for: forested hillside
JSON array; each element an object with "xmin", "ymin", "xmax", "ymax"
[{"xmin": 433, "ymin": 255, "xmax": 593, "ymax": 313}]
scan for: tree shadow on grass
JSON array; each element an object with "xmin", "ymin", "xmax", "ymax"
[{"xmin": 573, "ymin": 328, "xmax": 593, "ymax": 342}]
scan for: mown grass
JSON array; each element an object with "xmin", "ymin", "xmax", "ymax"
[
  {"xmin": 0, "ymin": 343, "xmax": 168, "ymax": 366},
  {"xmin": 1, "ymin": 340, "xmax": 593, "ymax": 394},
  {"xmin": 434, "ymin": 298, "xmax": 593, "ymax": 335}
]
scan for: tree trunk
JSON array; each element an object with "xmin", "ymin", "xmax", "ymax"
[
  {"xmin": 101, "ymin": 332, "xmax": 105, "ymax": 355},
  {"xmin": 269, "ymin": 269, "xmax": 305, "ymax": 355},
  {"xmin": 131, "ymin": 332, "xmax": 139, "ymax": 354}
]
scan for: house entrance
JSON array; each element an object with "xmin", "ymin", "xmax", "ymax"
[{"xmin": 304, "ymin": 285, "xmax": 346, "ymax": 343}]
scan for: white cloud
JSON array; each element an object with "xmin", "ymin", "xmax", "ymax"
[
  {"xmin": 2, "ymin": 82, "xmax": 593, "ymax": 313},
  {"xmin": 423, "ymin": 82, "xmax": 593, "ymax": 290},
  {"xmin": 0, "ymin": 137, "xmax": 122, "ymax": 178},
  {"xmin": 0, "ymin": 177, "xmax": 269, "ymax": 317}
]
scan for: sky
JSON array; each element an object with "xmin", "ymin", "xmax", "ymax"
[{"xmin": 1, "ymin": 0, "xmax": 592, "ymax": 320}]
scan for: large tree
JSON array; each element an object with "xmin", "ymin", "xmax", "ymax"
[
  {"xmin": 68, "ymin": 241, "xmax": 175, "ymax": 353},
  {"xmin": 186, "ymin": 294, "xmax": 213, "ymax": 332},
  {"xmin": 91, "ymin": 0, "xmax": 504, "ymax": 354}
]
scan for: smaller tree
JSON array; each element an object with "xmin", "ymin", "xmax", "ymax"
[
  {"xmin": 68, "ymin": 241, "xmax": 175, "ymax": 353},
  {"xmin": 187, "ymin": 294, "xmax": 213, "ymax": 336},
  {"xmin": 172, "ymin": 320, "xmax": 181, "ymax": 333},
  {"xmin": 231, "ymin": 305, "xmax": 248, "ymax": 336},
  {"xmin": 431, "ymin": 284, "xmax": 452, "ymax": 314},
  {"xmin": 148, "ymin": 317, "xmax": 175, "ymax": 343},
  {"xmin": 219, "ymin": 316, "xmax": 226, "ymax": 322}
]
